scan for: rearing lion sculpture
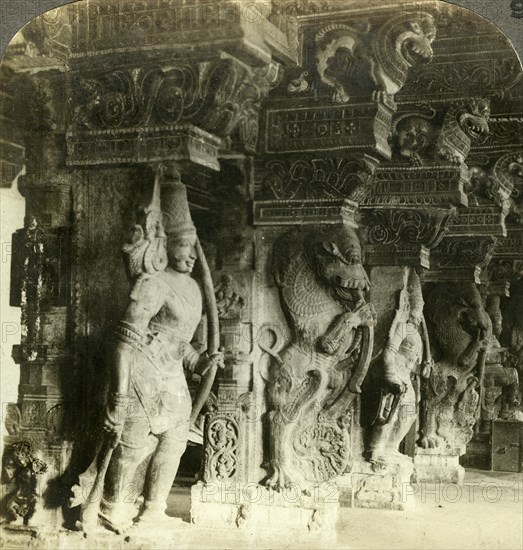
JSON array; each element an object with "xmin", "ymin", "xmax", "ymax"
[
  {"xmin": 420, "ymin": 282, "xmax": 491, "ymax": 452},
  {"xmin": 260, "ymin": 226, "xmax": 375, "ymax": 490}
]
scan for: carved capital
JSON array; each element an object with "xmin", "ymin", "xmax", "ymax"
[
  {"xmin": 67, "ymin": 57, "xmax": 281, "ymax": 165},
  {"xmin": 428, "ymin": 236, "xmax": 498, "ymax": 283},
  {"xmin": 467, "ymin": 151, "xmax": 523, "ymax": 225},
  {"xmin": 361, "ymin": 206, "xmax": 456, "ymax": 249},
  {"xmin": 487, "ymin": 224, "xmax": 523, "ymax": 283},
  {"xmin": 255, "ymin": 156, "xmax": 375, "ymax": 201}
]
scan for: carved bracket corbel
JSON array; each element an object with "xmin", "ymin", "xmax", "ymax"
[
  {"xmin": 467, "ymin": 151, "xmax": 523, "ymax": 225},
  {"xmin": 314, "ymin": 11, "xmax": 437, "ymax": 103},
  {"xmin": 427, "ymin": 235, "xmax": 499, "ymax": 283},
  {"xmin": 255, "ymin": 156, "xmax": 375, "ymax": 201},
  {"xmin": 360, "ymin": 205, "xmax": 456, "ymax": 268}
]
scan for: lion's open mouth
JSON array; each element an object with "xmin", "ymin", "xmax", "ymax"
[
  {"xmin": 401, "ymin": 39, "xmax": 433, "ymax": 66},
  {"xmin": 461, "ymin": 116, "xmax": 489, "ymax": 140}
]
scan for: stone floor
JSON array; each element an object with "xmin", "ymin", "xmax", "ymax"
[{"xmin": 1, "ymin": 469, "xmax": 521, "ymax": 549}]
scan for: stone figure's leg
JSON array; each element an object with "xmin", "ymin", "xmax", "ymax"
[
  {"xmin": 101, "ymin": 401, "xmax": 150, "ymax": 532},
  {"xmin": 367, "ymin": 400, "xmax": 399, "ymax": 462},
  {"xmin": 388, "ymin": 383, "xmax": 417, "ymax": 453},
  {"xmin": 140, "ymin": 414, "xmax": 190, "ymax": 522}
]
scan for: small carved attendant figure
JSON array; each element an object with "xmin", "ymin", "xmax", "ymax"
[
  {"xmin": 76, "ymin": 168, "xmax": 223, "ymax": 533},
  {"xmin": 367, "ymin": 269, "xmax": 432, "ymax": 465},
  {"xmin": 482, "ymin": 295, "xmax": 520, "ymax": 426}
]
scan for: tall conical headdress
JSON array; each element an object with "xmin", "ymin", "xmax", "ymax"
[{"xmin": 160, "ymin": 166, "xmax": 196, "ymax": 239}]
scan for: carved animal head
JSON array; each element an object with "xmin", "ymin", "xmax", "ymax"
[
  {"xmin": 373, "ymin": 12, "xmax": 436, "ymax": 95},
  {"xmin": 315, "ymin": 24, "xmax": 361, "ymax": 102},
  {"xmin": 310, "ymin": 225, "xmax": 370, "ymax": 307},
  {"xmin": 395, "ymin": 15, "xmax": 436, "ymax": 68},
  {"xmin": 457, "ymin": 98, "xmax": 490, "ymax": 141},
  {"xmin": 393, "ymin": 112, "xmax": 435, "ymax": 162},
  {"xmin": 425, "ymin": 282, "xmax": 491, "ymax": 363}
]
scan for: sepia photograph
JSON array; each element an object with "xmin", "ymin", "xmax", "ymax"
[{"xmin": 0, "ymin": 1, "xmax": 522, "ymax": 548}]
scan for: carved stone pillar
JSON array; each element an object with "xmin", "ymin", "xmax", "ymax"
[{"xmin": 2, "ymin": 65, "xmax": 75, "ymax": 532}]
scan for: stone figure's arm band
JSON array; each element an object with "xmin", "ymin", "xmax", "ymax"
[{"xmin": 115, "ymin": 321, "xmax": 143, "ymax": 345}]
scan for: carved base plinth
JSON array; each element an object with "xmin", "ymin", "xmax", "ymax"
[
  {"xmin": 413, "ymin": 448, "xmax": 465, "ymax": 484},
  {"xmin": 190, "ymin": 481, "xmax": 338, "ymax": 538},
  {"xmin": 337, "ymin": 457, "xmax": 414, "ymax": 511}
]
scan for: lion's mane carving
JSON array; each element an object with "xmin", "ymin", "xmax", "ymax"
[{"xmin": 261, "ymin": 226, "xmax": 375, "ymax": 490}]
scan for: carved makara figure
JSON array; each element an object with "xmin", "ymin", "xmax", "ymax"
[
  {"xmin": 71, "ymin": 167, "xmax": 223, "ymax": 533},
  {"xmin": 261, "ymin": 226, "xmax": 375, "ymax": 490},
  {"xmin": 437, "ymin": 98, "xmax": 490, "ymax": 165},
  {"xmin": 481, "ymin": 295, "xmax": 520, "ymax": 426},
  {"xmin": 419, "ymin": 282, "xmax": 491, "ymax": 451},
  {"xmin": 315, "ymin": 13, "xmax": 436, "ymax": 103},
  {"xmin": 366, "ymin": 269, "xmax": 432, "ymax": 465}
]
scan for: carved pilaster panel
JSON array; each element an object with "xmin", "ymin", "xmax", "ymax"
[{"xmin": 202, "ymin": 412, "xmax": 243, "ymax": 483}]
